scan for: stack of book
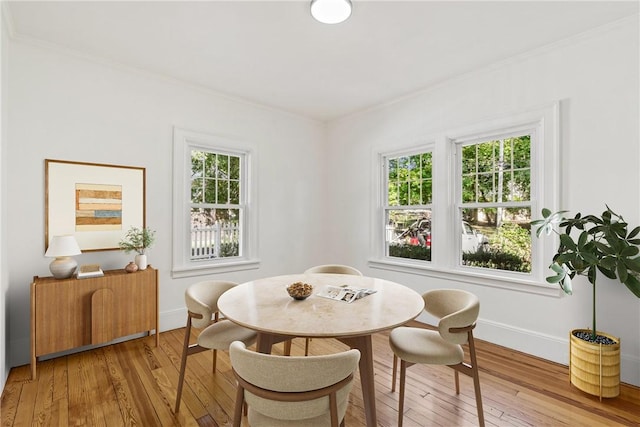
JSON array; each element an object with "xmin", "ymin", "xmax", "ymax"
[{"xmin": 76, "ymin": 264, "xmax": 104, "ymax": 279}]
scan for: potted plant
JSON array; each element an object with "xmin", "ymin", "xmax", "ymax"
[
  {"xmin": 118, "ymin": 226, "xmax": 156, "ymax": 270},
  {"xmin": 532, "ymin": 206, "xmax": 640, "ymax": 399}
]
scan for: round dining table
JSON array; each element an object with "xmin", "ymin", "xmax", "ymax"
[{"xmin": 217, "ymin": 273, "xmax": 425, "ymax": 427}]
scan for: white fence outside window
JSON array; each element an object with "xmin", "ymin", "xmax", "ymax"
[{"xmin": 191, "ymin": 221, "xmax": 239, "ymax": 260}]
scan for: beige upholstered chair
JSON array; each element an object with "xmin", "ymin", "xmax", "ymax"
[
  {"xmin": 304, "ymin": 264, "xmax": 363, "ymax": 276},
  {"xmin": 229, "ymin": 341, "xmax": 361, "ymax": 427},
  {"xmin": 297, "ymin": 264, "xmax": 363, "ymax": 356},
  {"xmin": 174, "ymin": 280, "xmax": 257, "ymax": 413},
  {"xmin": 389, "ymin": 289, "xmax": 484, "ymax": 427}
]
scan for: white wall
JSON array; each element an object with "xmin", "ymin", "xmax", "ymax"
[
  {"xmin": 5, "ymin": 39, "xmax": 328, "ymax": 369},
  {"xmin": 0, "ymin": 2, "xmax": 8, "ymax": 390},
  {"xmin": 327, "ymin": 17, "xmax": 640, "ymax": 386}
]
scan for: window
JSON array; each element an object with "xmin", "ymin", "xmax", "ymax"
[
  {"xmin": 173, "ymin": 128, "xmax": 258, "ymax": 277},
  {"xmin": 372, "ymin": 103, "xmax": 559, "ymax": 294},
  {"xmin": 384, "ymin": 149, "xmax": 433, "ymax": 262},
  {"xmin": 456, "ymin": 134, "xmax": 532, "ymax": 273}
]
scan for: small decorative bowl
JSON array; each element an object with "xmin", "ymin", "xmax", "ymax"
[{"xmin": 287, "ymin": 282, "xmax": 313, "ymax": 300}]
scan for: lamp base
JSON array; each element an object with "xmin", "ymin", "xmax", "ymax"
[{"xmin": 49, "ymin": 256, "xmax": 78, "ymax": 279}]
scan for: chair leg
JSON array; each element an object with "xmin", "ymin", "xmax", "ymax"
[
  {"xmin": 174, "ymin": 317, "xmax": 192, "ymax": 413},
  {"xmin": 304, "ymin": 338, "xmax": 311, "ymax": 356},
  {"xmin": 212, "ymin": 349, "xmax": 218, "ymax": 373},
  {"xmin": 468, "ymin": 333, "xmax": 485, "ymax": 427},
  {"xmin": 398, "ymin": 359, "xmax": 407, "ymax": 427},
  {"xmin": 284, "ymin": 339, "xmax": 292, "ymax": 356},
  {"xmin": 391, "ymin": 354, "xmax": 398, "ymax": 392},
  {"xmin": 232, "ymin": 383, "xmax": 245, "ymax": 427},
  {"xmin": 454, "ymin": 369, "xmax": 460, "ymax": 394}
]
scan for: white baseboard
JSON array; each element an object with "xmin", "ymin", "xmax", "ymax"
[{"xmin": 476, "ymin": 318, "xmax": 640, "ymax": 387}]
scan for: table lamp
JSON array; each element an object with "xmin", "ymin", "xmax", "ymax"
[{"xmin": 45, "ymin": 235, "xmax": 82, "ymax": 279}]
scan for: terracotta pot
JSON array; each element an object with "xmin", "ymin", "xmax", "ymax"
[{"xmin": 125, "ymin": 262, "xmax": 138, "ymax": 273}]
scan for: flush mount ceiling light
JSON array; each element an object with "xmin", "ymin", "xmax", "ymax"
[{"xmin": 311, "ymin": 0, "xmax": 352, "ymax": 24}]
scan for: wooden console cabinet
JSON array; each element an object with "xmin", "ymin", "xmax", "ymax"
[{"xmin": 30, "ymin": 266, "xmax": 159, "ymax": 379}]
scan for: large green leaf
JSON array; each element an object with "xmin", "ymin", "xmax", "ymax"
[
  {"xmin": 560, "ymin": 234, "xmax": 577, "ymax": 251},
  {"xmin": 623, "ymin": 273, "xmax": 640, "ymax": 298},
  {"xmin": 617, "ymin": 262, "xmax": 628, "ymax": 283}
]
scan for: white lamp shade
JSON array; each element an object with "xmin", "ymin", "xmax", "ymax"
[
  {"xmin": 45, "ymin": 235, "xmax": 81, "ymax": 279},
  {"xmin": 311, "ymin": 0, "xmax": 352, "ymax": 24},
  {"xmin": 45, "ymin": 235, "xmax": 82, "ymax": 257}
]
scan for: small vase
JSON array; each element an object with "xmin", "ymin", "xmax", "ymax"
[
  {"xmin": 135, "ymin": 254, "xmax": 148, "ymax": 271},
  {"xmin": 125, "ymin": 262, "xmax": 138, "ymax": 273}
]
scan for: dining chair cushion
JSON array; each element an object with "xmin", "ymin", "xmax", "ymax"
[
  {"xmin": 185, "ymin": 280, "xmax": 237, "ymax": 329},
  {"xmin": 230, "ymin": 341, "xmax": 360, "ymax": 424},
  {"xmin": 389, "ymin": 327, "xmax": 464, "ymax": 365},
  {"xmin": 197, "ymin": 320, "xmax": 257, "ymax": 350}
]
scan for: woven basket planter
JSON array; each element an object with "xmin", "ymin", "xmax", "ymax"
[{"xmin": 569, "ymin": 329, "xmax": 620, "ymax": 400}]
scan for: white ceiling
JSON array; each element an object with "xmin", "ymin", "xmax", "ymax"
[{"xmin": 6, "ymin": 1, "xmax": 639, "ymax": 121}]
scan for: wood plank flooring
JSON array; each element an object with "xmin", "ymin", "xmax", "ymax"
[{"xmin": 3, "ymin": 322, "xmax": 639, "ymax": 426}]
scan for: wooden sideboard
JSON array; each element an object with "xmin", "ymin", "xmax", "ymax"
[{"xmin": 30, "ymin": 266, "xmax": 159, "ymax": 379}]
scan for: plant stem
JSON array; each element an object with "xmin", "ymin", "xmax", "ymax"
[{"xmin": 592, "ymin": 279, "xmax": 597, "ymax": 339}]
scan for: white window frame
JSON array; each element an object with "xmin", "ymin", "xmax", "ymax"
[
  {"xmin": 370, "ymin": 103, "xmax": 560, "ymax": 296},
  {"xmin": 381, "ymin": 145, "xmax": 435, "ymax": 261},
  {"xmin": 172, "ymin": 127, "xmax": 259, "ymax": 278}
]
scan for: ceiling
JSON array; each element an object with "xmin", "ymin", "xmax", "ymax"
[{"xmin": 6, "ymin": 1, "xmax": 639, "ymax": 121}]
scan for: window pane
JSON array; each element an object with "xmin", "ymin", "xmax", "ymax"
[
  {"xmin": 217, "ymin": 179, "xmax": 229, "ymax": 204},
  {"xmin": 398, "ymin": 182, "xmax": 409, "ymax": 205},
  {"xmin": 191, "ymin": 208, "xmax": 240, "ymax": 260},
  {"xmin": 217, "ymin": 155, "xmax": 229, "ymax": 179},
  {"xmin": 388, "ymin": 182, "xmax": 399, "ymax": 205},
  {"xmin": 229, "ymin": 180, "xmax": 240, "ymax": 204},
  {"xmin": 477, "ymin": 173, "xmax": 495, "ymax": 202},
  {"xmin": 387, "ymin": 151, "xmax": 432, "ymax": 207},
  {"xmin": 204, "ymin": 153, "xmax": 216, "ymax": 179},
  {"xmin": 460, "ymin": 207, "xmax": 531, "ymax": 273},
  {"xmin": 386, "ymin": 209, "xmax": 432, "ymax": 261},
  {"xmin": 201, "ymin": 178, "xmax": 214, "ymax": 203},
  {"xmin": 512, "ymin": 170, "xmax": 531, "ymax": 201},
  {"xmin": 462, "ymin": 175, "xmax": 476, "ymax": 203},
  {"xmin": 421, "ymin": 180, "xmax": 432, "ymax": 204},
  {"xmin": 421, "ymin": 153, "xmax": 432, "ymax": 178},
  {"xmin": 191, "ymin": 178, "xmax": 203, "ymax": 203},
  {"xmin": 476, "ymin": 141, "xmax": 496, "ymax": 173},
  {"xmin": 461, "ymin": 145, "xmax": 476, "ymax": 174},
  {"xmin": 511, "ymin": 136, "xmax": 531, "ymax": 168},
  {"xmin": 409, "ymin": 182, "xmax": 421, "ymax": 205},
  {"xmin": 229, "ymin": 156, "xmax": 240, "ymax": 180},
  {"xmin": 191, "ymin": 152, "xmax": 204, "ymax": 179},
  {"xmin": 388, "ymin": 158, "xmax": 398, "ymax": 180},
  {"xmin": 409, "ymin": 155, "xmax": 421, "ymax": 180}
]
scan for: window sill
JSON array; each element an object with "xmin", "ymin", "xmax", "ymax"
[
  {"xmin": 171, "ymin": 258, "xmax": 261, "ymax": 279},
  {"xmin": 368, "ymin": 258, "xmax": 562, "ymax": 297}
]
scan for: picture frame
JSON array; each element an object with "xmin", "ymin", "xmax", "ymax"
[{"xmin": 45, "ymin": 159, "xmax": 146, "ymax": 252}]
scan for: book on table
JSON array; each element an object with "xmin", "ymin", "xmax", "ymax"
[
  {"xmin": 316, "ymin": 284, "xmax": 376, "ymax": 303},
  {"xmin": 76, "ymin": 264, "xmax": 104, "ymax": 279}
]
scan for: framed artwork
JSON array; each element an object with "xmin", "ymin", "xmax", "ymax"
[{"xmin": 45, "ymin": 159, "xmax": 146, "ymax": 252}]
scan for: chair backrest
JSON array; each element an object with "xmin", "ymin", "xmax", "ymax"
[
  {"xmin": 229, "ymin": 341, "xmax": 360, "ymax": 424},
  {"xmin": 185, "ymin": 280, "xmax": 237, "ymax": 328},
  {"xmin": 423, "ymin": 289, "xmax": 480, "ymax": 345},
  {"xmin": 304, "ymin": 264, "xmax": 363, "ymax": 276}
]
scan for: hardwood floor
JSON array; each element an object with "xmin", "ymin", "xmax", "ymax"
[{"xmin": 3, "ymin": 322, "xmax": 639, "ymax": 426}]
